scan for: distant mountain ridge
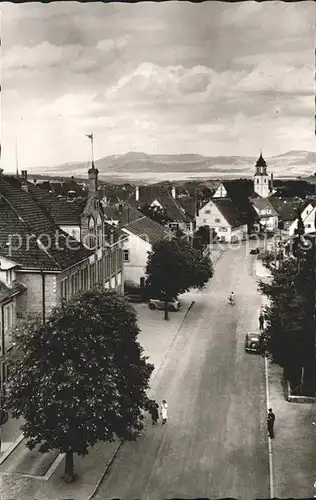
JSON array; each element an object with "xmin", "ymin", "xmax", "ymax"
[{"xmin": 38, "ymin": 150, "xmax": 315, "ymax": 183}]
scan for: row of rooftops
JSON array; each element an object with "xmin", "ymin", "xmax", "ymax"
[
  {"xmin": 1, "ymin": 166, "xmax": 310, "ymax": 268},
  {"xmin": 0, "ymin": 174, "xmax": 94, "ymax": 271},
  {"xmin": 0, "ymin": 170, "xmax": 177, "ymax": 273}
]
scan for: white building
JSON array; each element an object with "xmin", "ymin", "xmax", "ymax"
[
  {"xmin": 250, "ymin": 198, "xmax": 279, "ymax": 232},
  {"xmin": 121, "ymin": 216, "xmax": 172, "ymax": 286},
  {"xmin": 196, "ymin": 198, "xmax": 247, "ymax": 243},
  {"xmin": 288, "ymin": 202, "xmax": 316, "ymax": 236}
]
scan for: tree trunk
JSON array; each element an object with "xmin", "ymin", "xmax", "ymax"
[
  {"xmin": 64, "ymin": 451, "xmax": 76, "ymax": 483},
  {"xmin": 164, "ymin": 300, "xmax": 169, "ymax": 321}
]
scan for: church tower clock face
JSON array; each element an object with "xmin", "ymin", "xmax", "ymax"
[{"xmin": 254, "ymin": 152, "xmax": 270, "ymax": 198}]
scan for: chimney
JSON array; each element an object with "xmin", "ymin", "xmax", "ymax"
[
  {"xmin": 87, "ymin": 162, "xmax": 99, "ymax": 197},
  {"xmin": 135, "ymin": 185, "xmax": 139, "ymax": 202},
  {"xmin": 21, "ymin": 170, "xmax": 27, "ymax": 181},
  {"xmin": 33, "ymin": 179, "xmax": 37, "ymax": 185},
  {"xmin": 171, "ymin": 186, "xmax": 176, "ymax": 199},
  {"xmin": 270, "ymin": 173, "xmax": 274, "ymax": 192}
]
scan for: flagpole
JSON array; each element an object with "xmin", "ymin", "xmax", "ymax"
[
  {"xmin": 91, "ymin": 134, "xmax": 94, "ymax": 165},
  {"xmin": 15, "ymin": 137, "xmax": 19, "ymax": 176}
]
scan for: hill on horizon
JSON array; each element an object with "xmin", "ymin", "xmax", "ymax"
[{"xmin": 28, "ymin": 150, "xmax": 316, "ymax": 183}]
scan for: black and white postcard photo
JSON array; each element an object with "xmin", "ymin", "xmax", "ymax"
[{"xmin": 0, "ymin": 2, "xmax": 315, "ymax": 499}]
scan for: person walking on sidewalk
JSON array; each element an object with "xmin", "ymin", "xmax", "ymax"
[
  {"xmin": 161, "ymin": 400, "xmax": 168, "ymax": 425},
  {"xmin": 150, "ymin": 402, "xmax": 159, "ymax": 426},
  {"xmin": 267, "ymin": 408, "xmax": 275, "ymax": 438},
  {"xmin": 259, "ymin": 312, "xmax": 265, "ymax": 330}
]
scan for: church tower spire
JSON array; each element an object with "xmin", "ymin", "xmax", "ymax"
[{"xmin": 254, "ymin": 151, "xmax": 269, "ymax": 198}]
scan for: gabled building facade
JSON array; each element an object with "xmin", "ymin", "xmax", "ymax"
[
  {"xmin": 121, "ymin": 216, "xmax": 172, "ymax": 286},
  {"xmin": 196, "ymin": 198, "xmax": 247, "ymax": 243},
  {"xmin": 269, "ymin": 197, "xmax": 304, "ymax": 233},
  {"xmin": 288, "ymin": 201, "xmax": 316, "ymax": 236},
  {"xmin": 250, "ymin": 197, "xmax": 279, "ymax": 232},
  {"xmin": 213, "ymin": 183, "xmax": 228, "ymax": 199},
  {"xmin": 0, "ymin": 170, "xmax": 96, "ymax": 320}
]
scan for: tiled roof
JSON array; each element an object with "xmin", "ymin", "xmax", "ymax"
[
  {"xmin": 37, "ymin": 180, "xmax": 87, "ymax": 198},
  {"xmin": 0, "ymin": 175, "xmax": 93, "ymax": 271},
  {"xmin": 212, "ymin": 198, "xmax": 245, "ymax": 228},
  {"xmin": 177, "ymin": 196, "xmax": 197, "ymax": 219},
  {"xmin": 49, "ymin": 198, "xmax": 87, "ymax": 225},
  {"xmin": 268, "ymin": 198, "xmax": 303, "ymax": 222},
  {"xmin": 0, "ymin": 279, "xmax": 27, "ymax": 303},
  {"xmin": 104, "ymin": 204, "xmax": 145, "ymax": 225},
  {"xmin": 250, "ymin": 198, "xmax": 278, "ymax": 216},
  {"xmin": 127, "ymin": 186, "xmax": 189, "ymax": 222},
  {"xmin": 122, "ymin": 216, "xmax": 171, "ymax": 246}
]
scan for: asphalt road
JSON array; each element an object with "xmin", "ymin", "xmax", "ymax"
[{"xmin": 94, "ymin": 244, "xmax": 270, "ymax": 500}]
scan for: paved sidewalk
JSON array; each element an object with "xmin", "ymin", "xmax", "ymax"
[
  {"xmin": 0, "ymin": 417, "xmax": 24, "ymax": 455},
  {"xmin": 255, "ymin": 255, "xmax": 316, "ymax": 497},
  {"xmin": 0, "ymin": 251, "xmax": 223, "ymax": 500},
  {"xmin": 267, "ymin": 361, "xmax": 316, "ymax": 498},
  {"xmin": 0, "ymin": 290, "xmax": 201, "ymax": 500}
]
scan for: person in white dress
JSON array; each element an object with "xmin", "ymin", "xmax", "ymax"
[{"xmin": 161, "ymin": 400, "xmax": 168, "ymax": 425}]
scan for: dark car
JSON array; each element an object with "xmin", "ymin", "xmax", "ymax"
[
  {"xmin": 250, "ymin": 248, "xmax": 260, "ymax": 255},
  {"xmin": 148, "ymin": 298, "xmax": 181, "ymax": 311},
  {"xmin": 245, "ymin": 332, "xmax": 262, "ymax": 353}
]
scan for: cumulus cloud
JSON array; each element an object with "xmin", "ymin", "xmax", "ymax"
[{"xmin": 1, "ymin": 1, "xmax": 314, "ymax": 170}]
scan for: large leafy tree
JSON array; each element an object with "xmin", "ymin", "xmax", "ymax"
[
  {"xmin": 146, "ymin": 238, "xmax": 214, "ymax": 319},
  {"xmin": 4, "ymin": 289, "xmax": 154, "ymax": 482},
  {"xmin": 193, "ymin": 225, "xmax": 211, "ymax": 254},
  {"xmin": 259, "ymin": 242, "xmax": 316, "ymax": 395}
]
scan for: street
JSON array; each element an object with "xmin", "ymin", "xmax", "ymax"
[{"xmin": 94, "ymin": 244, "xmax": 270, "ymax": 500}]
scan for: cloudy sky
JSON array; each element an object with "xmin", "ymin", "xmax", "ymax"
[{"xmin": 1, "ymin": 1, "xmax": 315, "ymax": 171}]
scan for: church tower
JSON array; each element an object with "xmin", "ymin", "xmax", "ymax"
[{"xmin": 254, "ymin": 152, "xmax": 269, "ymax": 198}]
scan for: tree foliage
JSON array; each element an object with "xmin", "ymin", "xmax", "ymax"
[
  {"xmin": 140, "ymin": 204, "xmax": 172, "ymax": 226},
  {"xmin": 193, "ymin": 225, "xmax": 213, "ymax": 253},
  {"xmin": 258, "ymin": 245, "xmax": 316, "ymax": 395},
  {"xmin": 5, "ymin": 289, "xmax": 154, "ymax": 481},
  {"xmin": 146, "ymin": 238, "xmax": 213, "ymax": 318}
]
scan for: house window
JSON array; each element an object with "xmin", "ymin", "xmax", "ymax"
[
  {"xmin": 215, "ymin": 218, "xmax": 221, "ymax": 223},
  {"xmin": 264, "ymin": 179, "xmax": 267, "ymax": 183},
  {"xmin": 257, "ymin": 179, "xmax": 259, "ymax": 183},
  {"xmin": 205, "ymin": 210, "xmax": 211, "ymax": 214},
  {"xmin": 306, "ymin": 223, "xmax": 312, "ymax": 228},
  {"xmin": 60, "ymin": 278, "xmax": 69, "ymax": 300},
  {"xmin": 123, "ymin": 250, "xmax": 130, "ymax": 262},
  {"xmin": 203, "ymin": 218, "xmax": 207, "ymax": 223}
]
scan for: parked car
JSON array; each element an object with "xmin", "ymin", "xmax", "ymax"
[
  {"xmin": 245, "ymin": 332, "xmax": 262, "ymax": 354},
  {"xmin": 148, "ymin": 298, "xmax": 181, "ymax": 311},
  {"xmin": 250, "ymin": 248, "xmax": 260, "ymax": 254}
]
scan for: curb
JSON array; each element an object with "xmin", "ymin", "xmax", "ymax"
[
  {"xmin": 89, "ymin": 299, "xmax": 196, "ymax": 499},
  {"xmin": 88, "ymin": 440, "xmax": 122, "ymax": 500},
  {"xmin": 0, "ymin": 433, "xmax": 24, "ymax": 466},
  {"xmin": 284, "ymin": 380, "xmax": 316, "ymax": 403},
  {"xmin": 211, "ymin": 250, "xmax": 223, "ymax": 265}
]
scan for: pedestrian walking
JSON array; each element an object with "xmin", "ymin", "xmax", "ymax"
[
  {"xmin": 267, "ymin": 408, "xmax": 275, "ymax": 438},
  {"xmin": 161, "ymin": 400, "xmax": 168, "ymax": 425},
  {"xmin": 259, "ymin": 312, "xmax": 264, "ymax": 331},
  {"xmin": 150, "ymin": 402, "xmax": 159, "ymax": 425}
]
